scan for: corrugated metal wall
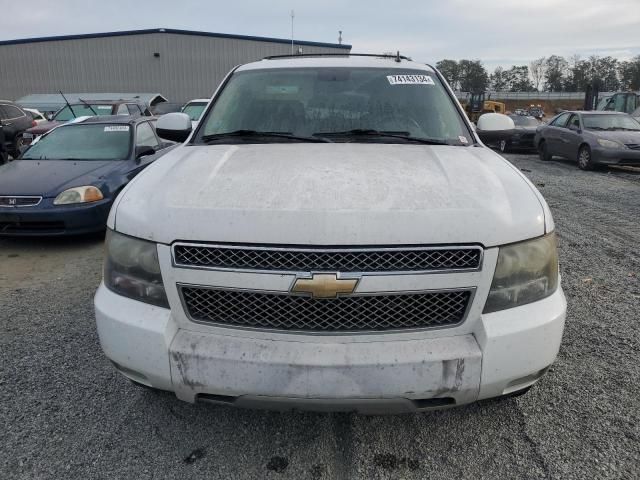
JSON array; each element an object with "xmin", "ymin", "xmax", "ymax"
[{"xmin": 0, "ymin": 33, "xmax": 349, "ymax": 103}]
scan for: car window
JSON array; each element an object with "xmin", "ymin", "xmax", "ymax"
[
  {"xmin": 550, "ymin": 112, "xmax": 570, "ymax": 127},
  {"xmin": 127, "ymin": 104, "xmax": 142, "ymax": 115},
  {"xmin": 197, "ymin": 67, "xmax": 471, "ymax": 145},
  {"xmin": 116, "ymin": 104, "xmax": 129, "ymax": 115},
  {"xmin": 182, "ymin": 102, "xmax": 208, "ymax": 121},
  {"xmin": 22, "ymin": 124, "xmax": 131, "ymax": 160},
  {"xmin": 0, "ymin": 105, "xmax": 8, "ymax": 120},
  {"xmin": 510, "ymin": 115, "xmax": 539, "ymax": 127},
  {"xmin": 2, "ymin": 105, "xmax": 24, "ymax": 119},
  {"xmin": 54, "ymin": 105, "xmax": 113, "ymax": 121},
  {"xmin": 27, "ymin": 111, "xmax": 44, "ymax": 121},
  {"xmin": 136, "ymin": 122, "xmax": 160, "ymax": 148},
  {"xmin": 582, "ymin": 114, "xmax": 640, "ymax": 131},
  {"xmin": 567, "ymin": 114, "xmax": 580, "ymax": 130}
]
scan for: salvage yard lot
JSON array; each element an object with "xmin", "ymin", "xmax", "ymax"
[{"xmin": 1, "ymin": 153, "xmax": 639, "ymax": 480}]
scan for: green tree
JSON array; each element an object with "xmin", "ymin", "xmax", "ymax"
[
  {"xmin": 504, "ymin": 65, "xmax": 534, "ymax": 92},
  {"xmin": 619, "ymin": 56, "xmax": 640, "ymax": 90},
  {"xmin": 436, "ymin": 59, "xmax": 460, "ymax": 90},
  {"xmin": 458, "ymin": 59, "xmax": 489, "ymax": 92},
  {"xmin": 490, "ymin": 66, "xmax": 507, "ymax": 91},
  {"xmin": 544, "ymin": 55, "xmax": 568, "ymax": 91}
]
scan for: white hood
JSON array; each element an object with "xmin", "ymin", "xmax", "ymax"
[{"xmin": 112, "ymin": 143, "xmax": 547, "ymax": 247}]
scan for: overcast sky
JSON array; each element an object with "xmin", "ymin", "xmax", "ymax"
[{"xmin": 4, "ymin": 0, "xmax": 640, "ymax": 71}]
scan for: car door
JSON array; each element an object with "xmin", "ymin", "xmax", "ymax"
[
  {"xmin": 544, "ymin": 112, "xmax": 570, "ymax": 156},
  {"xmin": 558, "ymin": 114, "xmax": 582, "ymax": 159}
]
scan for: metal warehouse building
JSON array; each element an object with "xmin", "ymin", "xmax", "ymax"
[{"xmin": 0, "ymin": 28, "xmax": 352, "ymax": 104}]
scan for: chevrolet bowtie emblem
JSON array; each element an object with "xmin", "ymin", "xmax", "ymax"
[{"xmin": 291, "ymin": 273, "xmax": 358, "ymax": 299}]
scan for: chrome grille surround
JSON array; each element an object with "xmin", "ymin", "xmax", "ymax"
[
  {"xmin": 179, "ymin": 285, "xmax": 474, "ymax": 333},
  {"xmin": 0, "ymin": 196, "xmax": 43, "ymax": 207},
  {"xmin": 173, "ymin": 243, "xmax": 483, "ymax": 274}
]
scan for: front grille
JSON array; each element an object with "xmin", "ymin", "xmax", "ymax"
[
  {"xmin": 173, "ymin": 245, "xmax": 481, "ymax": 272},
  {"xmin": 0, "ymin": 196, "xmax": 42, "ymax": 207},
  {"xmin": 0, "ymin": 221, "xmax": 65, "ymax": 233},
  {"xmin": 180, "ymin": 286, "xmax": 471, "ymax": 332},
  {"xmin": 625, "ymin": 143, "xmax": 640, "ymax": 150},
  {"xmin": 521, "ymin": 133, "xmax": 535, "ymax": 140}
]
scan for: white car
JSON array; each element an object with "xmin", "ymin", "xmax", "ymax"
[
  {"xmin": 181, "ymin": 98, "xmax": 209, "ymax": 129},
  {"xmin": 95, "ymin": 55, "xmax": 566, "ymax": 413},
  {"xmin": 23, "ymin": 108, "xmax": 47, "ymax": 125}
]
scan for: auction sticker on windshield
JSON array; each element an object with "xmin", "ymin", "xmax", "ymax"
[
  {"xmin": 104, "ymin": 126, "xmax": 130, "ymax": 132},
  {"xmin": 387, "ymin": 74, "xmax": 435, "ymax": 85}
]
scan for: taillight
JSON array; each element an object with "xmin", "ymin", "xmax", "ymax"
[{"xmin": 31, "ymin": 120, "xmax": 37, "ymax": 127}]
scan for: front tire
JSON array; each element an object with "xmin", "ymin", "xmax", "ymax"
[
  {"xmin": 538, "ymin": 140, "xmax": 551, "ymax": 161},
  {"xmin": 577, "ymin": 145, "xmax": 595, "ymax": 170}
]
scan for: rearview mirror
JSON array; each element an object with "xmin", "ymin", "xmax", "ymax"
[
  {"xmin": 156, "ymin": 113, "xmax": 192, "ymax": 143},
  {"xmin": 477, "ymin": 113, "xmax": 515, "ymax": 131}
]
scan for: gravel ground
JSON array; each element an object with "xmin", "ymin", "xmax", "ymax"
[{"xmin": 1, "ymin": 153, "xmax": 639, "ymax": 480}]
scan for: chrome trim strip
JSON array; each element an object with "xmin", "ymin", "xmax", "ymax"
[
  {"xmin": 0, "ymin": 195, "xmax": 43, "ymax": 208},
  {"xmin": 171, "ymin": 242, "xmax": 484, "ymax": 276},
  {"xmin": 177, "ymin": 282, "xmax": 477, "ymax": 336}
]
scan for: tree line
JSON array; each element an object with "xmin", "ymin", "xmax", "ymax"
[{"xmin": 435, "ymin": 55, "xmax": 640, "ymax": 92}]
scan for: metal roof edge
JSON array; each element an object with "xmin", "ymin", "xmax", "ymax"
[{"xmin": 0, "ymin": 28, "xmax": 352, "ymax": 50}]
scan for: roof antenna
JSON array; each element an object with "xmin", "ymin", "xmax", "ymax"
[
  {"xmin": 395, "ymin": 50, "xmax": 401, "ymax": 63},
  {"xmin": 338, "ymin": 30, "xmax": 343, "ymax": 45}
]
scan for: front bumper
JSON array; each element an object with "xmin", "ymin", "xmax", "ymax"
[
  {"xmin": 95, "ymin": 284, "xmax": 566, "ymax": 413},
  {"xmin": 592, "ymin": 147, "xmax": 640, "ymax": 165},
  {"xmin": 0, "ymin": 198, "xmax": 112, "ymax": 236}
]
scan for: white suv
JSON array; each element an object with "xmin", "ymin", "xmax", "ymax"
[{"xmin": 94, "ymin": 55, "xmax": 566, "ymax": 413}]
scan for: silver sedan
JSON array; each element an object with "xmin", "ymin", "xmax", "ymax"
[{"xmin": 534, "ymin": 111, "xmax": 640, "ymax": 170}]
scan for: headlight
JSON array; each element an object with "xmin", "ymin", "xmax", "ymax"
[
  {"xmin": 483, "ymin": 233, "xmax": 559, "ymax": 313},
  {"xmin": 104, "ymin": 230, "xmax": 169, "ymax": 308},
  {"xmin": 596, "ymin": 138, "xmax": 624, "ymax": 149},
  {"xmin": 54, "ymin": 186, "xmax": 104, "ymax": 205}
]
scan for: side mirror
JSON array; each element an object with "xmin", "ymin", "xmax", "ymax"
[
  {"xmin": 156, "ymin": 113, "xmax": 192, "ymax": 143},
  {"xmin": 46, "ymin": 114, "xmax": 54, "ymax": 121},
  {"xmin": 135, "ymin": 146, "xmax": 156, "ymax": 159},
  {"xmin": 476, "ymin": 113, "xmax": 515, "ymax": 131}
]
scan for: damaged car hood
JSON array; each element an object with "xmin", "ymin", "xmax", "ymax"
[{"xmin": 112, "ymin": 143, "xmax": 547, "ymax": 247}]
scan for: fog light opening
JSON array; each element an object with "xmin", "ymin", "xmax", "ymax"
[
  {"xmin": 112, "ymin": 361, "xmax": 151, "ymax": 387},
  {"xmin": 502, "ymin": 367, "xmax": 549, "ymax": 395}
]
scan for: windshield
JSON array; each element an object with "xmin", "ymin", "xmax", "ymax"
[
  {"xmin": 54, "ymin": 104, "xmax": 114, "ymax": 121},
  {"xmin": 196, "ymin": 67, "xmax": 470, "ymax": 145},
  {"xmin": 511, "ymin": 115, "xmax": 539, "ymax": 127},
  {"xmin": 22, "ymin": 124, "xmax": 131, "ymax": 160},
  {"xmin": 582, "ymin": 114, "xmax": 640, "ymax": 131},
  {"xmin": 182, "ymin": 102, "xmax": 208, "ymax": 121}
]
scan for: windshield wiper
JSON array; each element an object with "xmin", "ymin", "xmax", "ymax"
[
  {"xmin": 312, "ymin": 129, "xmax": 451, "ymax": 145},
  {"xmin": 78, "ymin": 98, "xmax": 98, "ymax": 116},
  {"xmin": 202, "ymin": 130, "xmax": 332, "ymax": 143}
]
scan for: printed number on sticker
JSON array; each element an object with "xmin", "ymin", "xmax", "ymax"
[
  {"xmin": 387, "ymin": 75, "xmax": 435, "ymax": 85},
  {"xmin": 104, "ymin": 126, "xmax": 130, "ymax": 132}
]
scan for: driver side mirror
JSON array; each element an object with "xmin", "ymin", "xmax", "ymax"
[
  {"xmin": 156, "ymin": 113, "xmax": 192, "ymax": 143},
  {"xmin": 135, "ymin": 146, "xmax": 156, "ymax": 160},
  {"xmin": 569, "ymin": 123, "xmax": 581, "ymax": 133}
]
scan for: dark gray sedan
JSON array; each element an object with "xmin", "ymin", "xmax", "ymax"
[{"xmin": 535, "ymin": 111, "xmax": 640, "ymax": 170}]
